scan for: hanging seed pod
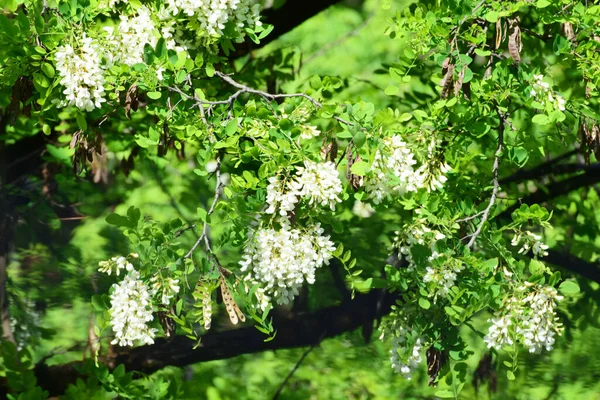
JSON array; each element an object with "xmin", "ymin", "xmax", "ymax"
[
  {"xmin": 495, "ymin": 19, "xmax": 503, "ymax": 50},
  {"xmin": 440, "ymin": 57, "xmax": 455, "ymax": 99},
  {"xmin": 563, "ymin": 22, "xmax": 576, "ymax": 42},
  {"xmin": 346, "ymin": 148, "xmax": 364, "ymax": 191},
  {"xmin": 507, "ymin": 17, "xmax": 522, "ymax": 63},
  {"xmin": 426, "ymin": 346, "xmax": 447, "ymax": 386},
  {"xmin": 219, "ymin": 275, "xmax": 245, "ymax": 325}
]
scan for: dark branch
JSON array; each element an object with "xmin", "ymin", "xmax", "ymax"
[
  {"xmin": 499, "ymin": 167, "xmax": 600, "ymax": 219},
  {"xmin": 544, "ymin": 249, "xmax": 600, "ymax": 285},
  {"xmin": 32, "ymin": 289, "xmax": 396, "ymax": 396}
]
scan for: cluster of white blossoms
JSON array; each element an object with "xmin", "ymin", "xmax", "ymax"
[
  {"xmin": 104, "ymin": 7, "xmax": 157, "ymax": 66},
  {"xmin": 352, "ymin": 200, "xmax": 375, "ymax": 218},
  {"xmin": 365, "ymin": 136, "xmax": 448, "ymax": 204},
  {"xmin": 151, "ymin": 276, "xmax": 181, "ymax": 305},
  {"xmin": 511, "ymin": 230, "xmax": 549, "ymax": 257},
  {"xmin": 422, "ymin": 252, "xmax": 464, "ymax": 300},
  {"xmin": 98, "ymin": 253, "xmax": 138, "ymax": 276},
  {"xmin": 239, "ymin": 222, "xmax": 336, "ymax": 307},
  {"xmin": 109, "ymin": 268, "xmax": 157, "ymax": 346},
  {"xmin": 484, "ymin": 283, "xmax": 563, "ymax": 353},
  {"xmin": 394, "ymin": 220, "xmax": 446, "ymax": 270},
  {"xmin": 164, "ymin": 0, "xmax": 261, "ymax": 41},
  {"xmin": 414, "ymin": 140, "xmax": 451, "ymax": 193},
  {"xmin": 55, "ymin": 34, "xmax": 106, "ymax": 112},
  {"xmin": 266, "ymin": 161, "xmax": 343, "ymax": 216},
  {"xmin": 530, "ymin": 74, "xmax": 566, "ymax": 111},
  {"xmin": 390, "ymin": 326, "xmax": 423, "ymax": 380}
]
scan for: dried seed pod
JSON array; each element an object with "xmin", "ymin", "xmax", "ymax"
[
  {"xmin": 495, "ymin": 19, "xmax": 503, "ymax": 49},
  {"xmin": 426, "ymin": 346, "xmax": 447, "ymax": 386},
  {"xmin": 507, "ymin": 17, "xmax": 522, "ymax": 63},
  {"xmin": 346, "ymin": 148, "xmax": 364, "ymax": 191},
  {"xmin": 440, "ymin": 57, "xmax": 455, "ymax": 99},
  {"xmin": 454, "ymin": 64, "xmax": 467, "ymax": 97},
  {"xmin": 125, "ymin": 84, "xmax": 139, "ymax": 119},
  {"xmin": 158, "ymin": 310, "xmax": 176, "ymax": 340},
  {"xmin": 202, "ymin": 290, "xmax": 212, "ymax": 330},
  {"xmin": 219, "ymin": 276, "xmax": 245, "ymax": 325},
  {"xmin": 320, "ymin": 137, "xmax": 338, "ymax": 162},
  {"xmin": 563, "ymin": 22, "xmax": 575, "ymax": 42}
]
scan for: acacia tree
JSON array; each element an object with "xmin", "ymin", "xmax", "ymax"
[{"xmin": 1, "ymin": 0, "xmax": 600, "ymax": 398}]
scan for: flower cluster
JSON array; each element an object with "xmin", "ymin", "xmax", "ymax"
[
  {"xmin": 352, "ymin": 200, "xmax": 375, "ymax": 218},
  {"xmin": 422, "ymin": 252, "xmax": 464, "ymax": 300},
  {"xmin": 266, "ymin": 161, "xmax": 343, "ymax": 216},
  {"xmin": 55, "ymin": 34, "xmax": 106, "ymax": 112},
  {"xmin": 484, "ymin": 283, "xmax": 563, "ymax": 353},
  {"xmin": 98, "ymin": 253, "xmax": 138, "ymax": 276},
  {"xmin": 390, "ymin": 326, "xmax": 423, "ymax": 380},
  {"xmin": 365, "ymin": 136, "xmax": 423, "ymax": 204},
  {"xmin": 164, "ymin": 0, "xmax": 262, "ymax": 42},
  {"xmin": 393, "ymin": 219, "xmax": 446, "ymax": 270},
  {"xmin": 511, "ymin": 230, "xmax": 549, "ymax": 257},
  {"xmin": 151, "ymin": 276, "xmax": 181, "ymax": 305},
  {"xmin": 104, "ymin": 7, "xmax": 157, "ymax": 66},
  {"xmin": 109, "ymin": 269, "xmax": 157, "ymax": 346},
  {"xmin": 530, "ymin": 74, "xmax": 566, "ymax": 111},
  {"xmin": 289, "ymin": 161, "xmax": 343, "ymax": 210},
  {"xmin": 239, "ymin": 222, "xmax": 336, "ymax": 307},
  {"xmin": 415, "ymin": 140, "xmax": 451, "ymax": 193}
]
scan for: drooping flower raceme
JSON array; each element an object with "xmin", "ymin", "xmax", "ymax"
[
  {"xmin": 104, "ymin": 6, "xmax": 158, "ymax": 66},
  {"xmin": 484, "ymin": 283, "xmax": 563, "ymax": 353},
  {"xmin": 98, "ymin": 255, "xmax": 133, "ymax": 276},
  {"xmin": 151, "ymin": 276, "xmax": 181, "ymax": 305},
  {"xmin": 390, "ymin": 326, "xmax": 423, "ymax": 380},
  {"xmin": 109, "ymin": 269, "xmax": 157, "ymax": 346},
  {"xmin": 365, "ymin": 136, "xmax": 421, "ymax": 204},
  {"xmin": 265, "ymin": 175, "xmax": 298, "ymax": 217},
  {"xmin": 265, "ymin": 161, "xmax": 343, "ymax": 216},
  {"xmin": 164, "ymin": 0, "xmax": 262, "ymax": 42},
  {"xmin": 239, "ymin": 222, "xmax": 336, "ymax": 307},
  {"xmin": 289, "ymin": 161, "xmax": 343, "ymax": 210},
  {"xmin": 55, "ymin": 34, "xmax": 106, "ymax": 111},
  {"xmin": 530, "ymin": 74, "xmax": 566, "ymax": 111},
  {"xmin": 511, "ymin": 230, "xmax": 549, "ymax": 257},
  {"xmin": 393, "ymin": 219, "xmax": 446, "ymax": 270},
  {"xmin": 422, "ymin": 252, "xmax": 464, "ymax": 300}
]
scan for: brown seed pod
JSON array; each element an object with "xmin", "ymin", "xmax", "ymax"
[{"xmin": 507, "ymin": 17, "xmax": 522, "ymax": 63}]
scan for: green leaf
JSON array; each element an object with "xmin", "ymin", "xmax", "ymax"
[
  {"xmin": 384, "ymin": 85, "xmax": 399, "ymax": 96},
  {"xmin": 418, "ymin": 297, "xmax": 431, "ymax": 309},
  {"xmin": 147, "ymin": 91, "xmax": 162, "ymax": 100},
  {"xmin": 484, "ymin": 11, "xmax": 499, "ymax": 22},
  {"xmin": 434, "ymin": 390, "xmax": 455, "ymax": 398},
  {"xmin": 206, "ymin": 63, "xmax": 215, "ymax": 77},
  {"xmin": 559, "ymin": 280, "xmax": 580, "ymax": 296},
  {"xmin": 41, "ymin": 62, "xmax": 55, "ymax": 78},
  {"xmin": 536, "ymin": 0, "xmax": 551, "ymax": 8},
  {"xmin": 532, "ymin": 114, "xmax": 549, "ymax": 125},
  {"xmin": 106, "ymin": 213, "xmax": 133, "ymax": 228},
  {"xmin": 507, "ymin": 371, "xmax": 516, "ymax": 380},
  {"xmin": 350, "ymin": 161, "xmax": 370, "ymax": 176},
  {"xmin": 91, "ymin": 295, "xmax": 105, "ymax": 311}
]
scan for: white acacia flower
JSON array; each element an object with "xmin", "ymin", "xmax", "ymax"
[
  {"xmin": 299, "ymin": 125, "xmax": 321, "ymax": 139},
  {"xmin": 512, "ymin": 230, "xmax": 549, "ymax": 257},
  {"xmin": 109, "ymin": 269, "xmax": 157, "ymax": 346},
  {"xmin": 390, "ymin": 326, "xmax": 423, "ymax": 380},
  {"xmin": 265, "ymin": 175, "xmax": 298, "ymax": 217},
  {"xmin": 365, "ymin": 136, "xmax": 421, "ymax": 204},
  {"xmin": 239, "ymin": 222, "xmax": 336, "ymax": 307},
  {"xmin": 485, "ymin": 284, "xmax": 563, "ymax": 354},
  {"xmin": 55, "ymin": 34, "xmax": 106, "ymax": 111},
  {"xmin": 530, "ymin": 74, "xmax": 566, "ymax": 111},
  {"xmin": 98, "ymin": 255, "xmax": 134, "ymax": 276},
  {"xmin": 164, "ymin": 0, "xmax": 262, "ymax": 43},
  {"xmin": 289, "ymin": 161, "xmax": 343, "ymax": 210},
  {"xmin": 151, "ymin": 276, "xmax": 181, "ymax": 305},
  {"xmin": 352, "ymin": 200, "xmax": 375, "ymax": 218},
  {"xmin": 104, "ymin": 7, "xmax": 157, "ymax": 66}
]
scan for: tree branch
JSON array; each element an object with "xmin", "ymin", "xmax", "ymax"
[
  {"xmin": 31, "ymin": 289, "xmax": 396, "ymax": 396},
  {"xmin": 466, "ymin": 109, "xmax": 505, "ymax": 248}
]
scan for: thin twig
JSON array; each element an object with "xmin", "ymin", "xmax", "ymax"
[
  {"xmin": 271, "ymin": 335, "xmax": 323, "ymax": 400},
  {"xmin": 185, "ymin": 155, "xmax": 223, "ymax": 259},
  {"xmin": 466, "ymin": 107, "xmax": 506, "ymax": 249},
  {"xmin": 168, "ymin": 72, "xmax": 358, "ymax": 128}
]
